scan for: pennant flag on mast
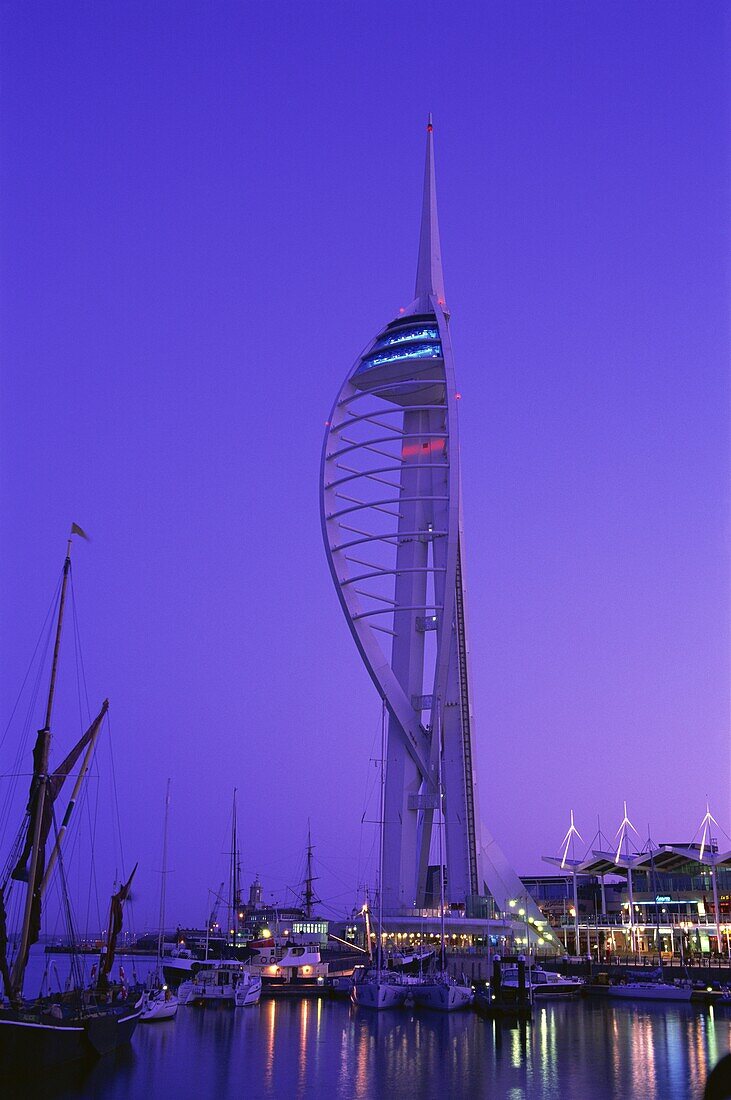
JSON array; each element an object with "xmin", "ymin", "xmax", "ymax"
[{"xmin": 70, "ymin": 523, "xmax": 90, "ymax": 541}]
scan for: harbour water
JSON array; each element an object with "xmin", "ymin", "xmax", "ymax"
[{"xmin": 10, "ymin": 952, "xmax": 731, "ymax": 1099}]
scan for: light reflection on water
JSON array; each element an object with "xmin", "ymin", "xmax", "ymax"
[{"xmin": 10, "ymin": 955, "xmax": 731, "ymax": 1100}]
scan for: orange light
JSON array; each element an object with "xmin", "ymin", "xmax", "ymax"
[{"xmin": 455, "ymin": 393, "xmax": 462, "ymax": 400}]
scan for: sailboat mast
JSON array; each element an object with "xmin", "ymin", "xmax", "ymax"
[
  {"xmin": 436, "ymin": 699, "xmax": 446, "ymax": 972},
  {"xmin": 157, "ymin": 779, "xmax": 171, "ymax": 964},
  {"xmin": 40, "ymin": 699, "xmax": 109, "ymax": 896},
  {"xmin": 377, "ymin": 699, "xmax": 387, "ymax": 972},
  {"xmin": 231, "ymin": 788, "xmax": 239, "ymax": 947},
  {"xmin": 11, "ymin": 541, "xmax": 73, "ymax": 993},
  {"xmin": 44, "ymin": 541, "xmax": 72, "ymax": 731}
]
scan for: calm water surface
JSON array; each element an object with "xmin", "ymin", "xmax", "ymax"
[{"xmin": 11, "ymin": 953, "xmax": 731, "ymax": 1100}]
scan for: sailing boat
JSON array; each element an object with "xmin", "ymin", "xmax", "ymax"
[
  {"xmin": 179, "ymin": 789, "xmax": 261, "ymax": 1007},
  {"xmin": 352, "ymin": 702, "xmax": 407, "ymax": 1010},
  {"xmin": 0, "ymin": 531, "xmax": 142, "ymax": 1067},
  {"xmin": 411, "ymin": 699, "xmax": 473, "ymax": 1012},
  {"xmin": 140, "ymin": 779, "xmax": 178, "ymax": 1021}
]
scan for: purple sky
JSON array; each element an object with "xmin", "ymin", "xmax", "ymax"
[{"xmin": 1, "ymin": 2, "xmax": 729, "ymax": 930}]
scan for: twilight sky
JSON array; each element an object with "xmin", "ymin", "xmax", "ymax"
[{"xmin": 1, "ymin": 1, "xmax": 729, "ymax": 931}]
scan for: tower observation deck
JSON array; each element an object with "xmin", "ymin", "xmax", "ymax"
[{"xmin": 321, "ymin": 119, "xmax": 534, "ymax": 918}]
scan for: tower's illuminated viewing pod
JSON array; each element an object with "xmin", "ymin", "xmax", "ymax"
[{"xmin": 321, "ymin": 119, "xmax": 532, "ymax": 916}]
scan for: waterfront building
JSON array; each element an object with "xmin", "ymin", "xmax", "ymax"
[
  {"xmin": 320, "ymin": 119, "xmax": 535, "ymax": 923},
  {"xmin": 534, "ymin": 837, "xmax": 731, "ymax": 958}
]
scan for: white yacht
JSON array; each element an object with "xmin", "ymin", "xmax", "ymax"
[
  {"xmin": 351, "ymin": 970, "xmax": 408, "ymax": 1010},
  {"xmin": 606, "ymin": 981, "xmax": 692, "ymax": 1002},
  {"xmin": 350, "ymin": 705, "xmax": 409, "ymax": 1012},
  {"xmin": 405, "ymin": 708, "xmax": 472, "ymax": 1014},
  {"xmin": 248, "ymin": 942, "xmax": 328, "ymax": 986},
  {"xmin": 140, "ymin": 986, "xmax": 179, "ymax": 1021},
  {"xmin": 182, "ymin": 961, "xmax": 262, "ymax": 1007},
  {"xmin": 501, "ymin": 966, "xmax": 583, "ymax": 999},
  {"xmin": 410, "ymin": 972, "xmax": 473, "ymax": 1012}
]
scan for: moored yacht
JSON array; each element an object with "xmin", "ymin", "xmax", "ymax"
[
  {"xmin": 351, "ymin": 704, "xmax": 407, "ymax": 1012},
  {"xmin": 183, "ymin": 962, "xmax": 261, "ymax": 1007},
  {"xmin": 408, "ymin": 706, "xmax": 472, "ymax": 1014},
  {"xmin": 352, "ymin": 970, "xmax": 408, "ymax": 1010},
  {"xmin": 410, "ymin": 972, "xmax": 473, "ymax": 1012},
  {"xmin": 501, "ymin": 966, "xmax": 583, "ymax": 999},
  {"xmin": 248, "ymin": 943, "xmax": 328, "ymax": 989},
  {"xmin": 0, "ymin": 532, "xmax": 142, "ymax": 1069},
  {"xmin": 140, "ymin": 987, "xmax": 179, "ymax": 1021}
]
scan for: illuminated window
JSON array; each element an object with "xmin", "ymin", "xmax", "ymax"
[
  {"xmin": 357, "ymin": 343, "xmax": 443, "ymax": 374},
  {"xmin": 373, "ymin": 327, "xmax": 439, "ymax": 351}
]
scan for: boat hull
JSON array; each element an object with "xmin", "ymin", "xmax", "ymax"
[
  {"xmin": 410, "ymin": 981, "xmax": 473, "ymax": 1012},
  {"xmin": 606, "ymin": 984, "xmax": 693, "ymax": 1003},
  {"xmin": 0, "ymin": 1004, "xmax": 141, "ymax": 1067},
  {"xmin": 351, "ymin": 981, "xmax": 406, "ymax": 1010},
  {"xmin": 140, "ymin": 994, "xmax": 179, "ymax": 1021},
  {"xmin": 188, "ymin": 975, "xmax": 262, "ymax": 1007}
]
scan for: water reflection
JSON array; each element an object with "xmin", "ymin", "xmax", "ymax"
[{"xmin": 9, "ymin": 992, "xmax": 731, "ymax": 1100}]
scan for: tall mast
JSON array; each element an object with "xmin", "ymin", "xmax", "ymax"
[
  {"xmin": 304, "ymin": 821, "xmax": 315, "ymax": 919},
  {"xmin": 11, "ymin": 539, "xmax": 73, "ymax": 994},
  {"xmin": 40, "ymin": 699, "xmax": 109, "ymax": 895},
  {"xmin": 157, "ymin": 779, "xmax": 172, "ymax": 966},
  {"xmin": 377, "ymin": 699, "xmax": 386, "ymax": 973},
  {"xmin": 230, "ymin": 788, "xmax": 240, "ymax": 947},
  {"xmin": 436, "ymin": 698, "xmax": 446, "ymax": 972}
]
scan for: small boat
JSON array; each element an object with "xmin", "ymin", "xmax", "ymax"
[
  {"xmin": 140, "ymin": 986, "xmax": 179, "ymax": 1021},
  {"xmin": 406, "ymin": 705, "xmax": 472, "ymax": 1014},
  {"xmin": 249, "ymin": 943, "xmax": 328, "ymax": 990},
  {"xmin": 351, "ymin": 970, "xmax": 408, "ymax": 1010},
  {"xmin": 187, "ymin": 962, "xmax": 262, "ymax": 1006},
  {"xmin": 589, "ymin": 968, "xmax": 723, "ymax": 1004},
  {"xmin": 606, "ymin": 981, "xmax": 693, "ymax": 1002},
  {"xmin": 410, "ymin": 972, "xmax": 473, "ymax": 1012},
  {"xmin": 167, "ymin": 790, "xmax": 258, "ymax": 991},
  {"xmin": 162, "ymin": 946, "xmax": 201, "ymax": 986},
  {"xmin": 350, "ymin": 706, "xmax": 406, "ymax": 1012},
  {"xmin": 140, "ymin": 780, "xmax": 178, "ymax": 1022},
  {"xmin": 0, "ymin": 532, "xmax": 141, "ymax": 1068},
  {"xmin": 501, "ymin": 966, "xmax": 583, "ymax": 999},
  {"xmin": 328, "ymin": 964, "xmax": 369, "ymax": 999}
]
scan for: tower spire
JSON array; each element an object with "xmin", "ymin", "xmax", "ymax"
[{"xmin": 414, "ymin": 113, "xmax": 446, "ymax": 306}]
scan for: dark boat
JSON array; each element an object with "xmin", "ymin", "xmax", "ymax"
[
  {"xmin": 0, "ymin": 995, "xmax": 140, "ymax": 1066},
  {"xmin": 0, "ymin": 529, "xmax": 141, "ymax": 1069}
]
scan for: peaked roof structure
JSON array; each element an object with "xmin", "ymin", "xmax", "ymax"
[{"xmin": 413, "ymin": 114, "xmax": 446, "ymax": 310}]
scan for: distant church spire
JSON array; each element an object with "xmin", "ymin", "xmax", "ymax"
[{"xmin": 414, "ymin": 113, "xmax": 446, "ymax": 306}]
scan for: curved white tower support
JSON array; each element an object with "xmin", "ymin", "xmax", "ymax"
[{"xmin": 321, "ymin": 119, "xmax": 532, "ymax": 917}]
